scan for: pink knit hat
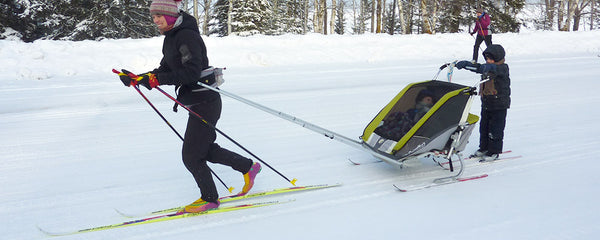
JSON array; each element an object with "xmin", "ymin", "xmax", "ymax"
[{"xmin": 150, "ymin": 0, "xmax": 181, "ymax": 17}]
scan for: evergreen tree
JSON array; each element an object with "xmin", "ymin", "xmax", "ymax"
[
  {"xmin": 334, "ymin": 0, "xmax": 346, "ymax": 34},
  {"xmin": 437, "ymin": 0, "xmax": 523, "ymax": 34},
  {"xmin": 1, "ymin": 0, "xmax": 581, "ymax": 40},
  {"xmin": 231, "ymin": 0, "xmax": 272, "ymax": 36},
  {"xmin": 393, "ymin": 0, "xmax": 414, "ymax": 34},
  {"xmin": 1, "ymin": 0, "xmax": 157, "ymax": 41},
  {"xmin": 383, "ymin": 1, "xmax": 396, "ymax": 34},
  {"xmin": 0, "ymin": 0, "xmax": 29, "ymax": 40},
  {"xmin": 352, "ymin": 0, "xmax": 371, "ymax": 34},
  {"xmin": 211, "ymin": 0, "xmax": 272, "ymax": 36},
  {"xmin": 210, "ymin": 0, "xmax": 232, "ymax": 36},
  {"xmin": 69, "ymin": 0, "xmax": 158, "ymax": 40},
  {"xmin": 1, "ymin": 0, "xmax": 59, "ymax": 42},
  {"xmin": 436, "ymin": 0, "xmax": 462, "ymax": 33},
  {"xmin": 278, "ymin": 0, "xmax": 305, "ymax": 34},
  {"xmin": 478, "ymin": 1, "xmax": 523, "ymax": 33}
]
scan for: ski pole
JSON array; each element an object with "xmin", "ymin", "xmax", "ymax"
[
  {"xmin": 477, "ymin": 20, "xmax": 486, "ymax": 37},
  {"xmin": 112, "ymin": 69, "xmax": 235, "ymax": 193},
  {"xmin": 120, "ymin": 71, "xmax": 297, "ymax": 186},
  {"xmin": 152, "ymin": 85, "xmax": 297, "ymax": 186},
  {"xmin": 132, "ymin": 85, "xmax": 234, "ymax": 193},
  {"xmin": 134, "ymin": 85, "xmax": 184, "ymax": 140}
]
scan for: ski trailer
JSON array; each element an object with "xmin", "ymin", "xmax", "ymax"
[
  {"xmin": 362, "ymin": 80, "xmax": 478, "ymax": 169},
  {"xmin": 198, "ymin": 63, "xmax": 479, "ymax": 182}
]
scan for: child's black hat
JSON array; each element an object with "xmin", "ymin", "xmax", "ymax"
[{"xmin": 483, "ymin": 44, "xmax": 506, "ymax": 62}]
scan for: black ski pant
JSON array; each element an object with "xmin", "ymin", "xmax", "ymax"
[
  {"xmin": 479, "ymin": 108, "xmax": 507, "ymax": 155},
  {"xmin": 472, "ymin": 35, "xmax": 493, "ymax": 62},
  {"xmin": 182, "ymin": 95, "xmax": 253, "ymax": 203}
]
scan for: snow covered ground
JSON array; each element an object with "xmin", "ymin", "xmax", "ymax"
[{"xmin": 1, "ymin": 30, "xmax": 600, "ymax": 239}]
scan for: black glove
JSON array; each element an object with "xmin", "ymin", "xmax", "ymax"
[
  {"xmin": 122, "ymin": 69, "xmax": 159, "ymax": 90},
  {"xmin": 478, "ymin": 64, "xmax": 497, "ymax": 75},
  {"xmin": 118, "ymin": 69, "xmax": 134, "ymax": 86},
  {"xmin": 456, "ymin": 60, "xmax": 472, "ymax": 69}
]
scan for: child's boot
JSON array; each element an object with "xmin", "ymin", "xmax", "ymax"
[{"xmin": 479, "ymin": 152, "xmax": 499, "ymax": 162}]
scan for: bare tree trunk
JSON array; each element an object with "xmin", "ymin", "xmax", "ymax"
[
  {"xmin": 571, "ymin": 0, "xmax": 590, "ymax": 31},
  {"xmin": 420, "ymin": 0, "xmax": 432, "ymax": 34},
  {"xmin": 591, "ymin": 0, "xmax": 595, "ymax": 30},
  {"xmin": 360, "ymin": 0, "xmax": 364, "ymax": 33},
  {"xmin": 193, "ymin": 0, "xmax": 199, "ymax": 21},
  {"xmin": 558, "ymin": 0, "xmax": 566, "ymax": 30},
  {"xmin": 352, "ymin": 0, "xmax": 358, "ymax": 33},
  {"xmin": 331, "ymin": 0, "xmax": 337, "ymax": 34},
  {"xmin": 314, "ymin": 2, "xmax": 318, "ymax": 33},
  {"xmin": 558, "ymin": 0, "xmax": 579, "ymax": 31},
  {"xmin": 202, "ymin": 0, "xmax": 211, "ymax": 35},
  {"xmin": 390, "ymin": 0, "xmax": 397, "ymax": 34},
  {"xmin": 545, "ymin": 0, "xmax": 556, "ymax": 30},
  {"xmin": 398, "ymin": 0, "xmax": 407, "ymax": 34},
  {"xmin": 431, "ymin": 1, "xmax": 443, "ymax": 34},
  {"xmin": 314, "ymin": 0, "xmax": 327, "ymax": 34},
  {"xmin": 371, "ymin": 0, "xmax": 375, "ymax": 32},
  {"xmin": 430, "ymin": 0, "xmax": 439, "ymax": 34},
  {"xmin": 573, "ymin": 2, "xmax": 582, "ymax": 31},
  {"xmin": 382, "ymin": 0, "xmax": 387, "ymax": 33},
  {"xmin": 323, "ymin": 0, "xmax": 328, "ymax": 34},
  {"xmin": 565, "ymin": 0, "xmax": 577, "ymax": 31},
  {"xmin": 303, "ymin": 0, "xmax": 309, "ymax": 34},
  {"xmin": 376, "ymin": 0, "xmax": 382, "ymax": 33},
  {"xmin": 227, "ymin": 0, "xmax": 233, "ymax": 35},
  {"xmin": 314, "ymin": 0, "xmax": 322, "ymax": 33}
]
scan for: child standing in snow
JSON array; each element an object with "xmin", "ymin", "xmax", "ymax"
[
  {"xmin": 471, "ymin": 7, "xmax": 492, "ymax": 63},
  {"xmin": 117, "ymin": 0, "xmax": 261, "ymax": 213},
  {"xmin": 456, "ymin": 44, "xmax": 511, "ymax": 161}
]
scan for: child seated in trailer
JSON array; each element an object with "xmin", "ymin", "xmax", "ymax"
[{"xmin": 374, "ymin": 90, "xmax": 436, "ymax": 141}]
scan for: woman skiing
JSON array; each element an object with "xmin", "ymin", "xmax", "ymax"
[
  {"xmin": 118, "ymin": 0, "xmax": 261, "ymax": 213},
  {"xmin": 471, "ymin": 7, "xmax": 492, "ymax": 63}
]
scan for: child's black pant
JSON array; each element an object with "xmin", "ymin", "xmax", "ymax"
[{"xmin": 479, "ymin": 108, "xmax": 507, "ymax": 154}]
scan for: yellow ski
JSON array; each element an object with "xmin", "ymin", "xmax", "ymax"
[{"xmin": 38, "ymin": 200, "xmax": 292, "ymax": 236}]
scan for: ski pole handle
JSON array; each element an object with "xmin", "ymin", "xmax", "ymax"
[
  {"xmin": 112, "ymin": 68, "xmax": 140, "ymax": 79},
  {"xmin": 125, "ymin": 71, "xmax": 140, "ymax": 79},
  {"xmin": 112, "ymin": 68, "xmax": 139, "ymax": 87}
]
